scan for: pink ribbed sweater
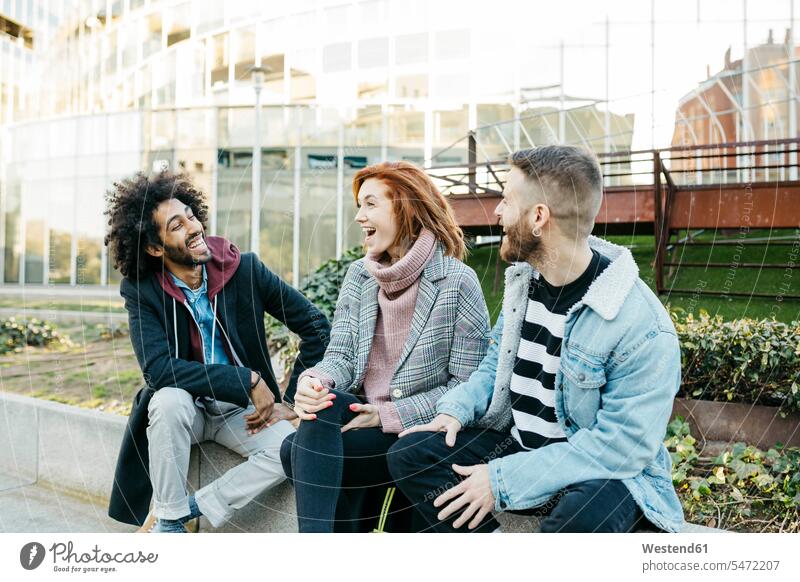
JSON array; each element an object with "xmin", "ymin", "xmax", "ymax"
[
  {"xmin": 362, "ymin": 229, "xmax": 436, "ymax": 432},
  {"xmin": 301, "ymin": 229, "xmax": 437, "ymax": 433}
]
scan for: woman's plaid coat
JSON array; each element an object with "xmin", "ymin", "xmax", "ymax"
[{"xmin": 309, "ymin": 243, "xmax": 491, "ymax": 429}]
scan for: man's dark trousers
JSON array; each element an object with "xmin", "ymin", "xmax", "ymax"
[{"xmin": 388, "ymin": 428, "xmax": 647, "ymax": 533}]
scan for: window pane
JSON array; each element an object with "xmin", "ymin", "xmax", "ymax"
[
  {"xmin": 211, "ymin": 32, "xmax": 229, "ymax": 86},
  {"xmin": 260, "ymin": 150, "xmax": 294, "ymax": 281},
  {"xmin": 154, "ymin": 51, "xmax": 176, "ymax": 107},
  {"xmin": 434, "ymin": 29, "xmax": 470, "ymax": 60},
  {"xmin": 216, "ymin": 148, "xmax": 252, "ymax": 253},
  {"xmin": 298, "ymin": 160, "xmax": 337, "ymax": 278},
  {"xmin": 48, "ymin": 181, "xmax": 74, "ymax": 284},
  {"xmin": 121, "ymin": 21, "xmax": 138, "ymax": 69},
  {"xmin": 232, "ymin": 26, "xmax": 256, "ymax": 82},
  {"xmin": 24, "ymin": 178, "xmax": 47, "ymax": 284},
  {"xmin": 166, "ymin": 2, "xmax": 191, "ymax": 47},
  {"xmin": 348, "ymin": 106, "xmax": 382, "ymax": 147},
  {"xmin": 433, "ymin": 106, "xmax": 468, "ymax": 150},
  {"xmin": 76, "ymin": 178, "xmax": 104, "ymax": 285},
  {"xmin": 395, "ymin": 33, "xmax": 427, "ymax": 65},
  {"xmin": 358, "ymin": 37, "xmax": 388, "ymax": 68},
  {"xmin": 143, "ymin": 11, "xmax": 162, "ymax": 59},
  {"xmin": 388, "ymin": 106, "xmax": 424, "ymax": 146},
  {"xmin": 395, "ymin": 74, "xmax": 427, "ymax": 98},
  {"xmin": 323, "ymin": 42, "xmax": 351, "ymax": 73},
  {"xmin": 4, "ymin": 174, "xmax": 21, "ymax": 283},
  {"xmin": 196, "ymin": 2, "xmax": 224, "ymax": 36}
]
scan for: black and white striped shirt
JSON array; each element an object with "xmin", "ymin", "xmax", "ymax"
[{"xmin": 510, "ymin": 250, "xmax": 611, "ymax": 450}]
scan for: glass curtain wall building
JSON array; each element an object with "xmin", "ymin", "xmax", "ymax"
[{"xmin": 1, "ymin": 0, "xmax": 636, "ymax": 288}]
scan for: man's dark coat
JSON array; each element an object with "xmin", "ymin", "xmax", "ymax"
[{"xmin": 107, "ymin": 236, "xmax": 330, "ymax": 525}]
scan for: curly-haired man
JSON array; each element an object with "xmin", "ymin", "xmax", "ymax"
[{"xmin": 105, "ymin": 171, "xmax": 330, "ymax": 533}]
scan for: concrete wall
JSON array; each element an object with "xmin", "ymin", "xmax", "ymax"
[
  {"xmin": 0, "ymin": 392, "xmax": 295, "ymax": 532},
  {"xmin": 0, "ymin": 392, "xmax": 719, "ymax": 533},
  {"xmin": 0, "ymin": 391, "xmax": 126, "ymax": 503}
]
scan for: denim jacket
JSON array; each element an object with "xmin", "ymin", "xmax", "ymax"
[{"xmin": 436, "ymin": 236, "xmax": 685, "ymax": 532}]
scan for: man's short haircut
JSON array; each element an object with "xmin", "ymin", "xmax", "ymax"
[{"xmin": 509, "ymin": 145, "xmax": 603, "ymax": 239}]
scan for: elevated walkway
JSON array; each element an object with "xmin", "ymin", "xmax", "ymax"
[{"xmin": 434, "ymin": 136, "xmax": 800, "ymax": 299}]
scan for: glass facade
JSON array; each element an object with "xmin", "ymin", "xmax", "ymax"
[
  {"xmin": 1, "ymin": 0, "xmax": 656, "ymax": 288},
  {"xmin": 3, "ymin": 99, "xmax": 530, "ymax": 286}
]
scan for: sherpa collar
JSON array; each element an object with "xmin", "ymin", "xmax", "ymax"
[{"xmin": 504, "ymin": 235, "xmax": 640, "ymax": 321}]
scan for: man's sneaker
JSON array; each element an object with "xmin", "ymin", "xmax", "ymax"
[
  {"xmin": 136, "ymin": 513, "xmax": 187, "ymax": 533},
  {"xmin": 150, "ymin": 519, "xmax": 187, "ymax": 533},
  {"xmin": 136, "ymin": 496, "xmax": 201, "ymax": 533}
]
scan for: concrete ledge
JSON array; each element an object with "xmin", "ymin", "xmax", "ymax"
[
  {"xmin": 0, "ymin": 391, "xmax": 38, "ymax": 486},
  {"xmin": 193, "ymin": 442, "xmax": 298, "ymax": 533},
  {"xmin": 673, "ymin": 398, "xmax": 800, "ymax": 449},
  {"xmin": 197, "ymin": 445, "xmax": 723, "ymax": 534},
  {"xmin": 0, "ymin": 391, "xmax": 126, "ymax": 503},
  {"xmin": 0, "ymin": 392, "xmax": 723, "ymax": 533},
  {"xmin": 0, "ymin": 392, "xmax": 298, "ymax": 530},
  {"xmin": 0, "ymin": 307, "xmax": 127, "ymax": 324},
  {"xmin": 495, "ymin": 512, "xmax": 725, "ymax": 533}
]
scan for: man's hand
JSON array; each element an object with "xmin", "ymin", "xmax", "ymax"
[
  {"xmin": 341, "ymin": 403, "xmax": 381, "ymax": 433},
  {"xmin": 245, "ymin": 380, "xmax": 275, "ymax": 435},
  {"xmin": 434, "ymin": 464, "xmax": 496, "ymax": 530},
  {"xmin": 265, "ymin": 403, "xmax": 298, "ymax": 427},
  {"xmin": 398, "ymin": 413, "xmax": 462, "ymax": 446},
  {"xmin": 293, "ymin": 376, "xmax": 335, "ymax": 421}
]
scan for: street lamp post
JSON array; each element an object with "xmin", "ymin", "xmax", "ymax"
[{"xmin": 250, "ymin": 66, "xmax": 270, "ymax": 254}]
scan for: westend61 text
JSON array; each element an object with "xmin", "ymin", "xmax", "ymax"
[
  {"xmin": 49, "ymin": 542, "xmax": 159, "ymax": 564},
  {"xmin": 642, "ymin": 543, "xmax": 708, "ymax": 554}
]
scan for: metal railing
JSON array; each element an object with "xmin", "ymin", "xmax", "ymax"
[{"xmin": 429, "ymin": 135, "xmax": 800, "ymax": 300}]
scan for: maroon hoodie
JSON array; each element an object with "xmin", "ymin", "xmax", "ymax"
[{"xmin": 153, "ymin": 235, "xmax": 241, "ymax": 365}]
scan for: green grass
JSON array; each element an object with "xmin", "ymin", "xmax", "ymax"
[
  {"xmin": 114, "ymin": 369, "xmax": 143, "ymax": 384},
  {"xmin": 91, "ymin": 385, "xmax": 110, "ymax": 399},
  {"xmin": 466, "ymin": 245, "xmax": 505, "ymax": 323},
  {"xmin": 0, "ymin": 299, "xmax": 125, "ymax": 313},
  {"xmin": 465, "ymin": 231, "xmax": 800, "ymax": 325}
]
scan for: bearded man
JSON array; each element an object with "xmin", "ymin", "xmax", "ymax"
[{"xmin": 387, "ymin": 145, "xmax": 685, "ymax": 533}]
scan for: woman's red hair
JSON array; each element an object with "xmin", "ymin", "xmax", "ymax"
[{"xmin": 352, "ymin": 161, "xmax": 466, "ymax": 260}]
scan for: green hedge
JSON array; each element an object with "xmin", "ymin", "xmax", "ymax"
[
  {"xmin": 266, "ymin": 246, "xmax": 362, "ymax": 378},
  {"xmin": 295, "ymin": 246, "xmax": 364, "ymax": 322},
  {"xmin": 673, "ymin": 311, "xmax": 800, "ymax": 413}
]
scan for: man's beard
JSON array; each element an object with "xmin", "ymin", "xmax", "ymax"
[
  {"xmin": 500, "ymin": 217, "xmax": 544, "ymax": 266},
  {"xmin": 163, "ymin": 235, "xmax": 212, "ymax": 266}
]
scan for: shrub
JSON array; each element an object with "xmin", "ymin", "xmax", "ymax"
[
  {"xmin": 0, "ymin": 317, "xmax": 71, "ymax": 354},
  {"xmin": 96, "ymin": 322, "xmax": 129, "ymax": 340},
  {"xmin": 266, "ymin": 246, "xmax": 363, "ymax": 381},
  {"xmin": 673, "ymin": 311, "xmax": 800, "ymax": 413},
  {"xmin": 665, "ymin": 416, "xmax": 800, "ymax": 532},
  {"xmin": 297, "ymin": 246, "xmax": 364, "ymax": 321}
]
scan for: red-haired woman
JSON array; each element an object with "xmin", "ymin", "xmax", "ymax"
[{"xmin": 280, "ymin": 161, "xmax": 490, "ymax": 532}]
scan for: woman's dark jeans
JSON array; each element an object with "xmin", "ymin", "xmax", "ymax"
[{"xmin": 280, "ymin": 389, "xmax": 425, "ymax": 533}]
